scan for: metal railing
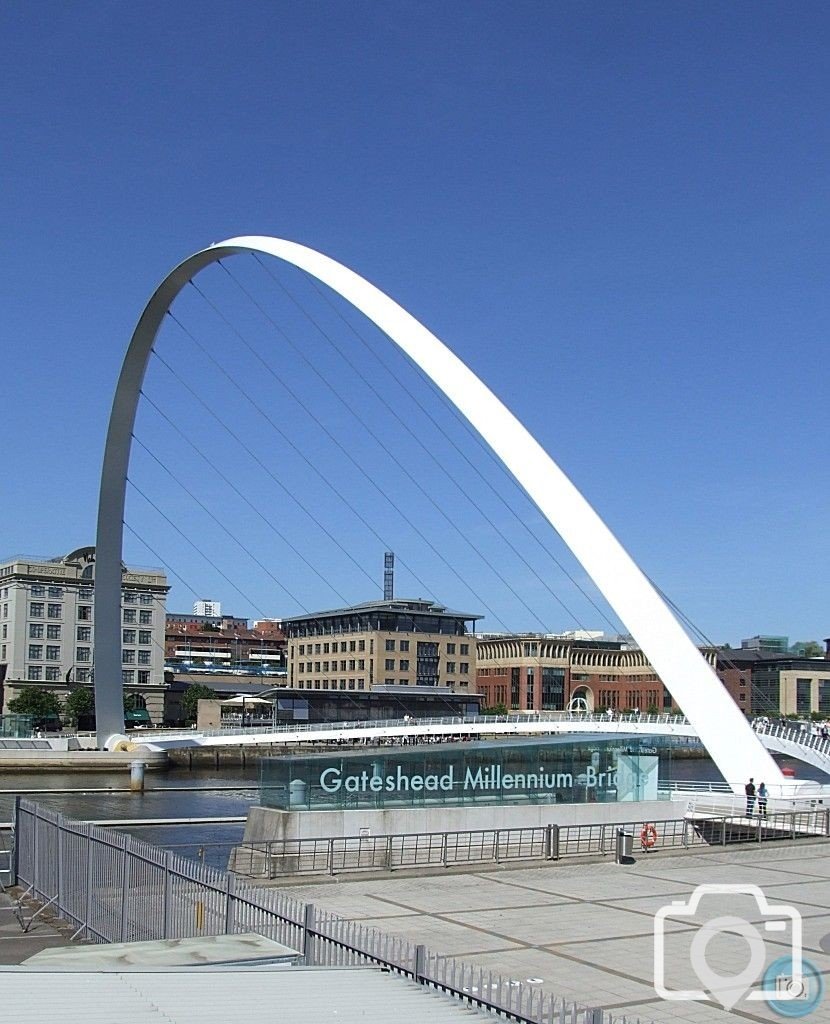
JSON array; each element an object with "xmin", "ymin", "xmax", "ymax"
[
  {"xmin": 753, "ymin": 720, "xmax": 830, "ymax": 761},
  {"xmin": 183, "ymin": 808, "xmax": 830, "ymax": 880},
  {"xmin": 139, "ymin": 711, "xmax": 694, "ymax": 742},
  {"xmin": 11, "ymin": 798, "xmax": 648, "ymax": 1024}
]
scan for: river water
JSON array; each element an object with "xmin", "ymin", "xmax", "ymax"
[{"xmin": 1, "ymin": 751, "xmax": 824, "ymax": 867}]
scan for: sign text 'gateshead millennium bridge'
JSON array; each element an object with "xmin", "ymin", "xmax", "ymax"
[{"xmin": 318, "ymin": 762, "xmax": 619, "ymax": 795}]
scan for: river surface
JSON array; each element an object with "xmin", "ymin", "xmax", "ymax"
[{"xmin": 1, "ymin": 752, "xmax": 824, "ymax": 868}]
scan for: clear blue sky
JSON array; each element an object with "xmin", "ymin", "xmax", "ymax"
[{"xmin": 3, "ymin": 2, "xmax": 828, "ymax": 645}]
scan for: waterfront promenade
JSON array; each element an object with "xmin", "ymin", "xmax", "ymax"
[{"xmin": 284, "ymin": 841, "xmax": 830, "ymax": 1022}]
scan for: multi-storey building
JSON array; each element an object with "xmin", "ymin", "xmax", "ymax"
[
  {"xmin": 164, "ymin": 616, "xmax": 286, "ymax": 677},
  {"xmin": 282, "ymin": 598, "xmax": 480, "ymax": 693},
  {"xmin": 476, "ymin": 634, "xmax": 663, "ymax": 712},
  {"xmin": 476, "ymin": 633, "xmax": 830, "ymax": 718},
  {"xmin": 0, "ymin": 547, "xmax": 169, "ymax": 722}
]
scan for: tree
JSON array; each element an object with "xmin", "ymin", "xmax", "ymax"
[
  {"xmin": 8, "ymin": 687, "xmax": 61, "ymax": 721},
  {"xmin": 791, "ymin": 641, "xmax": 823, "ymax": 658},
  {"xmin": 64, "ymin": 687, "xmax": 95, "ymax": 727},
  {"xmin": 481, "ymin": 703, "xmax": 508, "ymax": 716},
  {"xmin": 181, "ymin": 683, "xmax": 217, "ymax": 723}
]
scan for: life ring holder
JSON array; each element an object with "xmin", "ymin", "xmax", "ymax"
[{"xmin": 640, "ymin": 823, "xmax": 658, "ymax": 849}]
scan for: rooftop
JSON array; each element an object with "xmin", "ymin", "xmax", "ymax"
[{"xmin": 281, "ymin": 597, "xmax": 482, "ymax": 623}]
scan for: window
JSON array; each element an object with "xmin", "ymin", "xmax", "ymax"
[
  {"xmin": 76, "ymin": 626, "xmax": 91, "ymax": 642},
  {"xmin": 349, "ymin": 640, "xmax": 356, "ymax": 652},
  {"xmin": 137, "ymin": 650, "xmax": 151, "ymax": 665},
  {"xmin": 29, "ymin": 623, "xmax": 44, "ymax": 639},
  {"xmin": 1, "ymin": 624, "xmax": 5, "ymax": 639},
  {"xmin": 76, "ymin": 647, "xmax": 91, "ymax": 662},
  {"xmin": 138, "ymin": 670, "xmax": 150, "ymax": 685},
  {"xmin": 314, "ymin": 643, "xmax": 321, "ymax": 654},
  {"xmin": 124, "ymin": 592, "xmax": 137, "ymax": 604},
  {"xmin": 2, "ymin": 604, "xmax": 7, "ymax": 618},
  {"xmin": 76, "ymin": 668, "xmax": 91, "ymax": 683},
  {"xmin": 385, "ymin": 658, "xmax": 395, "ymax": 670},
  {"xmin": 299, "ymin": 644, "xmax": 305, "ymax": 655},
  {"xmin": 139, "ymin": 610, "xmax": 152, "ymax": 625},
  {"xmin": 139, "ymin": 630, "xmax": 151, "ymax": 645},
  {"xmin": 28, "ymin": 644, "xmax": 43, "ymax": 660},
  {"xmin": 459, "ymin": 662, "xmax": 469, "ymax": 675},
  {"xmin": 122, "ymin": 670, "xmax": 135, "ymax": 685},
  {"xmin": 796, "ymin": 678, "xmax": 812, "ymax": 715},
  {"xmin": 446, "ymin": 661, "xmax": 456, "ymax": 674},
  {"xmin": 358, "ymin": 659, "xmax": 365, "ymax": 670},
  {"xmin": 79, "ymin": 588, "xmax": 93, "ymax": 600},
  {"xmin": 385, "ymin": 639, "xmax": 395, "ymax": 651},
  {"xmin": 123, "ymin": 608, "xmax": 136, "ymax": 623},
  {"xmin": 78, "ymin": 605, "xmax": 92, "ymax": 621},
  {"xmin": 46, "ymin": 624, "xmax": 61, "ymax": 639},
  {"xmin": 400, "ymin": 659, "xmax": 409, "ymax": 670},
  {"xmin": 460, "ymin": 644, "xmax": 469, "ymax": 655},
  {"xmin": 45, "ymin": 666, "xmax": 61, "ymax": 681},
  {"xmin": 48, "ymin": 586, "xmax": 63, "ymax": 599},
  {"xmin": 348, "ymin": 659, "xmax": 356, "ymax": 670},
  {"xmin": 47, "ymin": 604, "xmax": 61, "ymax": 619},
  {"xmin": 123, "ymin": 629, "xmax": 136, "ymax": 644},
  {"xmin": 30, "ymin": 602, "xmax": 44, "ymax": 617},
  {"xmin": 385, "ymin": 677, "xmax": 394, "ymax": 685},
  {"xmin": 340, "ymin": 641, "xmax": 347, "ymax": 652},
  {"xmin": 400, "ymin": 640, "xmax": 409, "ymax": 652},
  {"xmin": 46, "ymin": 645, "xmax": 60, "ymax": 661},
  {"xmin": 31, "ymin": 585, "xmax": 45, "ymax": 598},
  {"xmin": 139, "ymin": 593, "xmax": 153, "ymax": 605},
  {"xmin": 358, "ymin": 640, "xmax": 365, "ymax": 652},
  {"xmin": 340, "ymin": 659, "xmax": 346, "ymax": 671},
  {"xmin": 323, "ymin": 643, "xmax": 330, "ymax": 654},
  {"xmin": 447, "ymin": 643, "xmax": 456, "ymax": 654},
  {"xmin": 27, "ymin": 666, "xmax": 42, "ymax": 680}
]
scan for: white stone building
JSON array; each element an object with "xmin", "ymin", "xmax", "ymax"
[{"xmin": 0, "ymin": 547, "xmax": 169, "ymax": 724}]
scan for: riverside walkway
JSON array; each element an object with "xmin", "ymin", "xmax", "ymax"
[{"xmin": 284, "ymin": 839, "xmax": 830, "ymax": 1023}]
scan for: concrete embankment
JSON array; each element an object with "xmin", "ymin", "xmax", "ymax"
[{"xmin": 0, "ymin": 749, "xmax": 169, "ymax": 771}]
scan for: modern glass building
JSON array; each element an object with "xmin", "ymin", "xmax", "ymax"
[{"xmin": 260, "ymin": 734, "xmax": 672, "ymax": 812}]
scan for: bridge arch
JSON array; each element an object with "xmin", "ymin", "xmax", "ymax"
[{"xmin": 94, "ymin": 236, "xmax": 783, "ymax": 790}]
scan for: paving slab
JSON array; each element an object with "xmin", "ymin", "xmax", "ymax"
[{"xmin": 286, "ymin": 840, "xmax": 830, "ymax": 1023}]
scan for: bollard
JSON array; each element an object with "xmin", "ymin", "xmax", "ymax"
[{"xmin": 129, "ymin": 760, "xmax": 146, "ymax": 793}]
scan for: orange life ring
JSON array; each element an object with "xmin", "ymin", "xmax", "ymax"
[{"xmin": 640, "ymin": 823, "xmax": 658, "ymax": 849}]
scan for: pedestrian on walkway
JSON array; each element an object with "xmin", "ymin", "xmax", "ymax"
[
  {"xmin": 758, "ymin": 782, "xmax": 768, "ymax": 818},
  {"xmin": 745, "ymin": 778, "xmax": 756, "ymax": 816}
]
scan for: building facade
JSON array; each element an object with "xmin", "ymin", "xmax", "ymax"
[
  {"xmin": 476, "ymin": 633, "xmax": 830, "ymax": 718},
  {"xmin": 0, "ymin": 547, "xmax": 169, "ymax": 722},
  {"xmin": 282, "ymin": 598, "xmax": 480, "ymax": 693},
  {"xmin": 476, "ymin": 635, "xmax": 668, "ymax": 713},
  {"xmin": 165, "ymin": 616, "xmax": 286, "ymax": 678}
]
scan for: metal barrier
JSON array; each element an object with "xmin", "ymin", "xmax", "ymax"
[
  {"xmin": 192, "ymin": 808, "xmax": 830, "ymax": 879},
  {"xmin": 11, "ymin": 798, "xmax": 646, "ymax": 1024},
  {"xmin": 0, "ymin": 825, "xmax": 12, "ymax": 888}
]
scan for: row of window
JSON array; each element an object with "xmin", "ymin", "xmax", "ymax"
[
  {"xmin": 298, "ymin": 639, "xmax": 368, "ymax": 655},
  {"xmin": 298, "ymin": 679, "xmax": 367, "ymax": 690},
  {"xmin": 24, "ymin": 666, "xmax": 152, "ymax": 684},
  {"xmin": 297, "ymin": 659, "xmax": 367, "ymax": 673}
]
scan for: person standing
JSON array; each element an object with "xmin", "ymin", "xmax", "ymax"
[
  {"xmin": 745, "ymin": 778, "xmax": 756, "ymax": 816},
  {"xmin": 758, "ymin": 782, "xmax": 768, "ymax": 818}
]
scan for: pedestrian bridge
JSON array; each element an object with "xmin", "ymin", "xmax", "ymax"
[{"xmin": 129, "ymin": 713, "xmax": 830, "ymax": 784}]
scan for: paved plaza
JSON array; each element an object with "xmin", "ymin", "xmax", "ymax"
[
  {"xmin": 287, "ymin": 840, "xmax": 830, "ymax": 1023},
  {"xmin": 0, "ymin": 891, "xmax": 73, "ymax": 964}
]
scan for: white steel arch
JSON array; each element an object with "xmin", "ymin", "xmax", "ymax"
[{"xmin": 95, "ymin": 236, "xmax": 783, "ymax": 791}]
